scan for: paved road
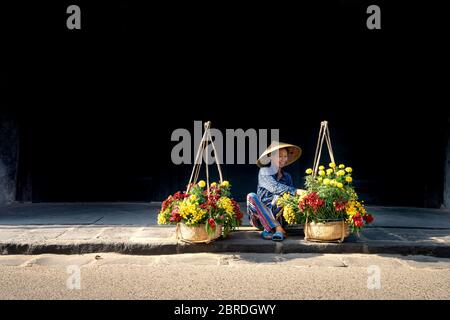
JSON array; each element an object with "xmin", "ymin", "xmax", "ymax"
[{"xmin": 1, "ymin": 253, "xmax": 450, "ymax": 299}]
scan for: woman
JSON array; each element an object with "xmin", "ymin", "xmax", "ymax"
[{"xmin": 247, "ymin": 141, "xmax": 304, "ymax": 241}]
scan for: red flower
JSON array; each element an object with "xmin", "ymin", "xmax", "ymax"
[
  {"xmin": 169, "ymin": 207, "xmax": 181, "ymax": 222},
  {"xmin": 231, "ymin": 200, "xmax": 240, "ymax": 213},
  {"xmin": 333, "ymin": 201, "xmax": 347, "ymax": 212},
  {"xmin": 363, "ymin": 214, "xmax": 374, "ymax": 224},
  {"xmin": 210, "ymin": 186, "xmax": 221, "ymax": 195},
  {"xmin": 206, "ymin": 194, "xmax": 220, "ymax": 209},
  {"xmin": 230, "ymin": 199, "xmax": 243, "ymax": 222},
  {"xmin": 352, "ymin": 213, "xmax": 364, "ymax": 228},
  {"xmin": 208, "ymin": 218, "xmax": 216, "ymax": 229},
  {"xmin": 298, "ymin": 201, "xmax": 305, "ymax": 212},
  {"xmin": 161, "ymin": 196, "xmax": 173, "ymax": 211},
  {"xmin": 300, "ymin": 192, "xmax": 325, "ymax": 213},
  {"xmin": 173, "ymin": 191, "xmax": 186, "ymax": 200},
  {"xmin": 206, "ymin": 199, "xmax": 217, "ymax": 210}
]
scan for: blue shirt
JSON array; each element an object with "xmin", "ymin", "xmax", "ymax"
[{"xmin": 257, "ymin": 165, "xmax": 296, "ymax": 213}]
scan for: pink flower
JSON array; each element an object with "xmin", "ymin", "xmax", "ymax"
[{"xmin": 169, "ymin": 207, "xmax": 181, "ymax": 222}]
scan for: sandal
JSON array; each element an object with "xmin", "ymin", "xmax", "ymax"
[
  {"xmin": 271, "ymin": 231, "xmax": 284, "ymax": 242},
  {"xmin": 261, "ymin": 230, "xmax": 273, "ymax": 240}
]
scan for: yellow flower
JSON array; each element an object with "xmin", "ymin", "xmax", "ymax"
[
  {"xmin": 217, "ymin": 196, "xmax": 234, "ymax": 216},
  {"xmin": 345, "ymin": 167, "xmax": 353, "ymax": 173},
  {"xmin": 346, "ymin": 200, "xmax": 366, "ymax": 222},
  {"xmin": 330, "ymin": 179, "xmax": 337, "ymax": 186},
  {"xmin": 319, "ymin": 165, "xmax": 325, "ymax": 170},
  {"xmin": 339, "ymin": 164, "xmax": 345, "ymax": 169},
  {"xmin": 221, "ymin": 181, "xmax": 230, "ymax": 188},
  {"xmin": 337, "ymin": 170, "xmax": 346, "ymax": 177},
  {"xmin": 305, "ymin": 168, "xmax": 313, "ymax": 175},
  {"xmin": 299, "ymin": 192, "xmax": 307, "ymax": 201},
  {"xmin": 323, "ymin": 178, "xmax": 331, "ymax": 185},
  {"xmin": 346, "ymin": 201, "xmax": 357, "ymax": 221},
  {"xmin": 337, "ymin": 182, "xmax": 343, "ymax": 188},
  {"xmin": 358, "ymin": 203, "xmax": 367, "ymax": 215},
  {"xmin": 198, "ymin": 180, "xmax": 206, "ymax": 188},
  {"xmin": 317, "ymin": 177, "xmax": 323, "ymax": 182},
  {"xmin": 157, "ymin": 213, "xmax": 167, "ymax": 224},
  {"xmin": 178, "ymin": 199, "xmax": 207, "ymax": 225},
  {"xmin": 282, "ymin": 193, "xmax": 291, "ymax": 200},
  {"xmin": 283, "ymin": 206, "xmax": 297, "ymax": 225},
  {"xmin": 211, "ymin": 182, "xmax": 217, "ymax": 188},
  {"xmin": 345, "ymin": 176, "xmax": 353, "ymax": 183},
  {"xmin": 329, "ymin": 162, "xmax": 336, "ymax": 168},
  {"xmin": 189, "ymin": 194, "xmax": 197, "ymax": 202},
  {"xmin": 326, "ymin": 169, "xmax": 333, "ymax": 175},
  {"xmin": 319, "ymin": 170, "xmax": 325, "ymax": 177}
]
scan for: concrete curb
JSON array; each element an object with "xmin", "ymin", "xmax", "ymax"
[{"xmin": 2, "ymin": 239, "xmax": 450, "ymax": 257}]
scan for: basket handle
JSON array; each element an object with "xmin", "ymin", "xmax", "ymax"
[
  {"xmin": 340, "ymin": 220, "xmax": 345, "ymax": 243},
  {"xmin": 312, "ymin": 121, "xmax": 336, "ymax": 178},
  {"xmin": 186, "ymin": 121, "xmax": 224, "ymax": 195},
  {"xmin": 304, "ymin": 216, "xmax": 309, "ymax": 241}
]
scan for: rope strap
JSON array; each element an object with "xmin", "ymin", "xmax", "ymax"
[
  {"xmin": 306, "ymin": 120, "xmax": 346, "ymax": 242},
  {"xmin": 312, "ymin": 121, "xmax": 336, "ymax": 178},
  {"xmin": 186, "ymin": 121, "xmax": 224, "ymax": 194}
]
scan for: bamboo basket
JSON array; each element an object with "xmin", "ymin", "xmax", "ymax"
[
  {"xmin": 175, "ymin": 121, "xmax": 226, "ymax": 244},
  {"xmin": 304, "ymin": 220, "xmax": 350, "ymax": 243},
  {"xmin": 303, "ymin": 120, "xmax": 351, "ymax": 243},
  {"xmin": 178, "ymin": 223, "xmax": 223, "ymax": 243}
]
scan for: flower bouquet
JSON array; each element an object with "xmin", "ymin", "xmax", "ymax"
[
  {"xmin": 157, "ymin": 180, "xmax": 243, "ymax": 243},
  {"xmin": 277, "ymin": 162, "xmax": 374, "ymax": 242}
]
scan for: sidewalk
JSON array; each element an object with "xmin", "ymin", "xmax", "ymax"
[{"xmin": 1, "ymin": 203, "xmax": 450, "ymax": 257}]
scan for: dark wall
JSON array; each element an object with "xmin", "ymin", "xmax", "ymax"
[
  {"xmin": 444, "ymin": 120, "xmax": 450, "ymax": 208},
  {"xmin": 7, "ymin": 1, "xmax": 450, "ymax": 207},
  {"xmin": 0, "ymin": 111, "xmax": 19, "ymax": 205},
  {"xmin": 13, "ymin": 109, "xmax": 447, "ymax": 207}
]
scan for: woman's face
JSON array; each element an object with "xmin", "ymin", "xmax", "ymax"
[{"xmin": 271, "ymin": 148, "xmax": 289, "ymax": 169}]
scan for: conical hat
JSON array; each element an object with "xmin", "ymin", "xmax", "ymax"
[{"xmin": 256, "ymin": 141, "xmax": 302, "ymax": 167}]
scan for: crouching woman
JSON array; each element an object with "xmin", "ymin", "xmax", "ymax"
[{"xmin": 247, "ymin": 141, "xmax": 304, "ymax": 241}]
